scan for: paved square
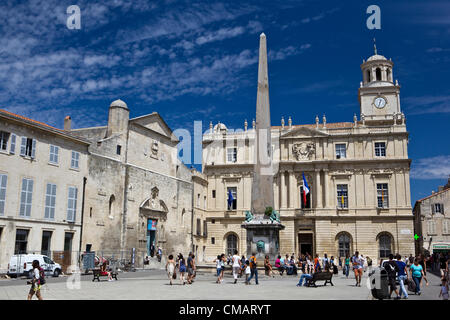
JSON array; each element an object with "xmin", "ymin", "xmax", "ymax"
[{"xmin": 0, "ymin": 269, "xmax": 443, "ymax": 300}]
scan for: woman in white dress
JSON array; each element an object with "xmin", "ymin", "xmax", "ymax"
[{"xmin": 166, "ymin": 255, "xmax": 176, "ymax": 285}]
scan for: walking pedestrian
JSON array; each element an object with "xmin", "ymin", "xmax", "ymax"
[
  {"xmin": 352, "ymin": 251, "xmax": 364, "ymax": 287},
  {"xmin": 232, "ymin": 250, "xmax": 241, "ymax": 284},
  {"xmin": 157, "ymin": 246, "xmax": 162, "ymax": 262},
  {"xmin": 314, "ymin": 254, "xmax": 321, "ymax": 273},
  {"xmin": 439, "ymin": 252, "xmax": 448, "ymax": 281},
  {"xmin": 246, "ymin": 252, "xmax": 259, "ymax": 285},
  {"xmin": 384, "ymin": 254, "xmax": 400, "ymax": 299},
  {"xmin": 215, "ymin": 255, "xmax": 222, "ymax": 283},
  {"xmin": 27, "ymin": 260, "xmax": 44, "ymax": 300},
  {"xmin": 395, "ymin": 254, "xmax": 409, "ymax": 299},
  {"xmin": 244, "ymin": 259, "xmax": 251, "ymax": 284},
  {"xmin": 439, "ymin": 278, "xmax": 449, "ymax": 300},
  {"xmin": 220, "ymin": 254, "xmax": 226, "ymax": 282},
  {"xmin": 186, "ymin": 253, "xmax": 195, "ymax": 284},
  {"xmin": 409, "ymin": 258, "xmax": 425, "ymax": 295},
  {"xmin": 178, "ymin": 254, "xmax": 187, "ymax": 285},
  {"xmin": 166, "ymin": 255, "xmax": 176, "ymax": 285},
  {"xmin": 344, "ymin": 253, "xmax": 350, "ymax": 278},
  {"xmin": 418, "ymin": 254, "xmax": 429, "ymax": 287}
]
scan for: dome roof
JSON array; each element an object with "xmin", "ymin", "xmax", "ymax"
[
  {"xmin": 110, "ymin": 99, "xmax": 128, "ymax": 109},
  {"xmin": 213, "ymin": 123, "xmax": 227, "ymax": 131},
  {"xmin": 367, "ymin": 54, "xmax": 387, "ymax": 62}
]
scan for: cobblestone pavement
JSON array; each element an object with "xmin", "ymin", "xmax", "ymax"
[{"xmin": 0, "ymin": 269, "xmax": 443, "ymax": 300}]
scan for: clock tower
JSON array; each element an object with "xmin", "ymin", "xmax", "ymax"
[{"xmin": 358, "ymin": 40, "xmax": 403, "ymax": 123}]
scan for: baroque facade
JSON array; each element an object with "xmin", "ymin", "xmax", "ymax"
[
  {"xmin": 70, "ymin": 99, "xmax": 194, "ymax": 266},
  {"xmin": 195, "ymin": 42, "xmax": 415, "ymax": 262},
  {"xmin": 413, "ymin": 177, "xmax": 450, "ymax": 255},
  {"xmin": 0, "ymin": 110, "xmax": 89, "ymax": 273}
]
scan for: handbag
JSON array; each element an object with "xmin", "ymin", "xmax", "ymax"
[{"xmin": 172, "ymin": 272, "xmax": 177, "ymax": 279}]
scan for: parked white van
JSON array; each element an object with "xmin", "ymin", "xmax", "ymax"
[{"xmin": 7, "ymin": 254, "xmax": 62, "ymax": 278}]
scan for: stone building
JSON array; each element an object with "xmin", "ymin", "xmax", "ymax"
[
  {"xmin": 0, "ymin": 109, "xmax": 89, "ymax": 273},
  {"xmin": 195, "ymin": 35, "xmax": 415, "ymax": 262},
  {"xmin": 413, "ymin": 177, "xmax": 450, "ymax": 255},
  {"xmin": 69, "ymin": 99, "xmax": 194, "ymax": 266}
]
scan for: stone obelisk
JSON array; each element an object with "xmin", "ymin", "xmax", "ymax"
[
  {"xmin": 251, "ymin": 32, "xmax": 274, "ymax": 217},
  {"xmin": 243, "ymin": 33, "xmax": 283, "ymax": 261}
]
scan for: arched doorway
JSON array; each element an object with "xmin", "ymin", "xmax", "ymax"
[
  {"xmin": 377, "ymin": 232, "xmax": 394, "ymax": 259},
  {"xmin": 225, "ymin": 233, "xmax": 238, "ymax": 255},
  {"xmin": 336, "ymin": 232, "xmax": 352, "ymax": 258}
]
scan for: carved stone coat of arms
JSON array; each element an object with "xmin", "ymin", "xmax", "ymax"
[{"xmin": 292, "ymin": 142, "xmax": 315, "ymax": 161}]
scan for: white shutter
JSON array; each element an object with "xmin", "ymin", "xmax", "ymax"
[
  {"xmin": 31, "ymin": 139, "xmax": 36, "ymax": 159},
  {"xmin": 443, "ymin": 220, "xmax": 449, "ymax": 235},
  {"xmin": 20, "ymin": 137, "xmax": 26, "ymax": 156},
  {"xmin": 10, "ymin": 134, "xmax": 16, "ymax": 154}
]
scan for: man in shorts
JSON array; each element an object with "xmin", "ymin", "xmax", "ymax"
[{"xmin": 352, "ymin": 251, "xmax": 364, "ymax": 287}]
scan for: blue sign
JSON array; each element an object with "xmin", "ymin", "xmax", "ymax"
[{"xmin": 148, "ymin": 219, "xmax": 157, "ymax": 230}]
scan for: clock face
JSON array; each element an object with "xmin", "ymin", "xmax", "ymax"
[{"xmin": 374, "ymin": 97, "xmax": 386, "ymax": 109}]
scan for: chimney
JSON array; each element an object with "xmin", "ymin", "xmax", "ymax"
[{"xmin": 64, "ymin": 116, "xmax": 71, "ymax": 131}]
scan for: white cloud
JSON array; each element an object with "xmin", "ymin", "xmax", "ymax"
[{"xmin": 411, "ymin": 155, "xmax": 450, "ymax": 180}]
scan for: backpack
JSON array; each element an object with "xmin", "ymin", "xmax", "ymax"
[
  {"xmin": 250, "ymin": 256, "xmax": 257, "ymax": 269},
  {"xmin": 38, "ymin": 267, "xmax": 46, "ymax": 285}
]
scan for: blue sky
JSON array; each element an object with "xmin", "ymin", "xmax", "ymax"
[{"xmin": 0, "ymin": 0, "xmax": 449, "ymax": 203}]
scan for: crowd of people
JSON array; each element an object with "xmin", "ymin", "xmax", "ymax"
[{"xmin": 162, "ymin": 250, "xmax": 449, "ymax": 300}]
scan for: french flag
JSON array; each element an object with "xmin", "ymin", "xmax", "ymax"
[{"xmin": 302, "ymin": 172, "xmax": 310, "ymax": 205}]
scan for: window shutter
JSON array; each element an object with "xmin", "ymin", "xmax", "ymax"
[
  {"xmin": 31, "ymin": 139, "xmax": 36, "ymax": 159},
  {"xmin": 10, "ymin": 134, "xmax": 16, "ymax": 154},
  {"xmin": 441, "ymin": 203, "xmax": 444, "ymax": 214},
  {"xmin": 20, "ymin": 137, "xmax": 26, "ymax": 156},
  {"xmin": 431, "ymin": 204, "xmax": 435, "ymax": 214}
]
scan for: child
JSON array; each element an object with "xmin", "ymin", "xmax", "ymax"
[
  {"xmin": 439, "ymin": 278, "xmax": 449, "ymax": 300},
  {"xmin": 245, "ymin": 260, "xmax": 251, "ymax": 285}
]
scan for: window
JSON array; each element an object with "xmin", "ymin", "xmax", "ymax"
[
  {"xmin": 20, "ymin": 137, "xmax": 36, "ymax": 158},
  {"xmin": 211, "ymin": 237, "xmax": 215, "ymax": 245},
  {"xmin": 376, "ymin": 68, "xmax": 382, "ymax": 81},
  {"xmin": 212, "ymin": 190, "xmax": 216, "ymax": 198},
  {"xmin": 108, "ymin": 195, "xmax": 115, "ymax": 219},
  {"xmin": 377, "ymin": 183, "xmax": 389, "ymax": 208},
  {"xmin": 335, "ymin": 144, "xmax": 346, "ymax": 159},
  {"xmin": 0, "ymin": 131, "xmax": 10, "ymax": 151},
  {"xmin": 227, "ymin": 187, "xmax": 237, "ymax": 210},
  {"xmin": 227, "ymin": 147, "xmax": 237, "ymax": 163},
  {"xmin": 367, "ymin": 70, "xmax": 371, "ymax": 82},
  {"xmin": 203, "ymin": 221, "xmax": 207, "ymax": 237},
  {"xmin": 337, "ymin": 184, "xmax": 348, "ymax": 208},
  {"xmin": 226, "ymin": 234, "xmax": 238, "ymax": 255},
  {"xmin": 14, "ymin": 229, "xmax": 29, "ymax": 254},
  {"xmin": 300, "ymin": 186, "xmax": 311, "ymax": 209},
  {"xmin": 379, "ymin": 234, "xmax": 392, "ymax": 258},
  {"xmin": 432, "ymin": 203, "xmax": 443, "ymax": 214},
  {"xmin": 0, "ymin": 174, "xmax": 7, "ymax": 216},
  {"xmin": 197, "ymin": 194, "xmax": 200, "ymax": 207},
  {"xmin": 64, "ymin": 232, "xmax": 73, "ymax": 251},
  {"xmin": 41, "ymin": 231, "xmax": 52, "ymax": 257},
  {"xmin": 67, "ymin": 186, "xmax": 78, "ymax": 222},
  {"xmin": 212, "ymin": 219, "xmax": 215, "ymax": 224},
  {"xmin": 196, "ymin": 219, "xmax": 201, "ymax": 235},
  {"xmin": 44, "ymin": 183, "xmax": 57, "ymax": 219},
  {"xmin": 71, "ymin": 151, "xmax": 80, "ymax": 169},
  {"xmin": 427, "ymin": 220, "xmax": 436, "ymax": 235},
  {"xmin": 338, "ymin": 233, "xmax": 351, "ymax": 257},
  {"xmin": 117, "ymin": 145, "xmax": 121, "ymax": 155},
  {"xmin": 10, "ymin": 134, "xmax": 16, "ymax": 154},
  {"xmin": 20, "ymin": 178, "xmax": 33, "ymax": 217},
  {"xmin": 49, "ymin": 145, "xmax": 59, "ymax": 164},
  {"xmin": 443, "ymin": 220, "xmax": 450, "ymax": 235},
  {"xmin": 374, "ymin": 142, "xmax": 386, "ymax": 157}
]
